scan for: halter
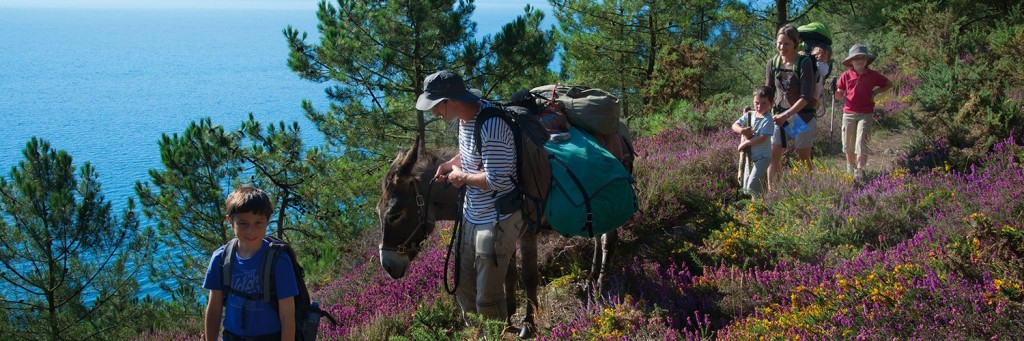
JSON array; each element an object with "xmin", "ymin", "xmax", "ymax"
[{"xmin": 379, "ymin": 177, "xmax": 436, "ymax": 255}]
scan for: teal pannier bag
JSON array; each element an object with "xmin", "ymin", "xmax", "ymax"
[{"xmin": 544, "ymin": 127, "xmax": 637, "ymax": 237}]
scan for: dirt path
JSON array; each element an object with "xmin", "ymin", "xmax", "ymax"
[{"xmin": 813, "ymin": 115, "xmax": 912, "ymax": 174}]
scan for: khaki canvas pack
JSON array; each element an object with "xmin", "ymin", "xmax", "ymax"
[{"xmin": 531, "ymin": 85, "xmax": 622, "ymax": 136}]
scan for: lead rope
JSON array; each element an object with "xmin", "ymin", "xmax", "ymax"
[{"xmin": 444, "ymin": 186, "xmax": 466, "ymax": 295}]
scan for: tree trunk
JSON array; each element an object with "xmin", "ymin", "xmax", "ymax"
[{"xmin": 775, "ymin": 0, "xmax": 789, "ymax": 30}]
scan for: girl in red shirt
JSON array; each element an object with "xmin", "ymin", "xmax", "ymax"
[{"xmin": 835, "ymin": 44, "xmax": 892, "ymax": 179}]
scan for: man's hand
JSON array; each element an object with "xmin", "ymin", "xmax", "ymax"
[
  {"xmin": 434, "ymin": 160, "xmax": 455, "ymax": 182},
  {"xmin": 447, "ymin": 166, "xmax": 467, "ymax": 188}
]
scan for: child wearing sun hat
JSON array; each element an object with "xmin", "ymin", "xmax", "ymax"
[{"xmin": 834, "ymin": 44, "xmax": 893, "ymax": 179}]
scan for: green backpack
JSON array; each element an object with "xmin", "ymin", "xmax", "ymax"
[
  {"xmin": 797, "ymin": 22, "xmax": 833, "ymax": 53},
  {"xmin": 544, "ymin": 127, "xmax": 637, "ymax": 238}
]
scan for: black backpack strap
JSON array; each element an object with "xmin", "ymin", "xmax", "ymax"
[
  {"xmin": 261, "ymin": 242, "xmax": 281, "ymax": 306},
  {"xmin": 472, "ymin": 107, "xmax": 511, "ymax": 156},
  {"xmin": 550, "ymin": 155, "xmax": 593, "ymax": 238},
  {"xmin": 473, "ymin": 106, "xmax": 524, "ymax": 192},
  {"xmin": 221, "ymin": 238, "xmax": 238, "ymax": 302}
]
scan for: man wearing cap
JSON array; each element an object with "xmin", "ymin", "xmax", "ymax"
[
  {"xmin": 416, "ymin": 70, "xmax": 523, "ymax": 326},
  {"xmin": 835, "ymin": 44, "xmax": 892, "ymax": 178}
]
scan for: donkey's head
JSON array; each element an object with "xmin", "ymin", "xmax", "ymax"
[
  {"xmin": 377, "ymin": 139, "xmax": 429, "ymax": 279},
  {"xmin": 377, "ymin": 135, "xmax": 459, "ymax": 279}
]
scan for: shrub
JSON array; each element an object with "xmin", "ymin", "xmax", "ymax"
[
  {"xmin": 540, "ymin": 295, "xmax": 689, "ymax": 341},
  {"xmin": 629, "ymin": 127, "xmax": 740, "ymax": 270},
  {"xmin": 314, "ymin": 231, "xmax": 446, "ymax": 339}
]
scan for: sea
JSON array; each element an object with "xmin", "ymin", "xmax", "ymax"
[{"xmin": 0, "ymin": 1, "xmax": 553, "ymax": 302}]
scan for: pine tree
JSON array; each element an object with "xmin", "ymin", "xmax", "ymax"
[
  {"xmin": 551, "ymin": 0, "xmax": 720, "ymax": 118},
  {"xmin": 284, "ymin": 0, "xmax": 555, "ymax": 152},
  {"xmin": 134, "ymin": 119, "xmax": 242, "ymax": 308},
  {"xmin": 0, "ymin": 137, "xmax": 154, "ymax": 339}
]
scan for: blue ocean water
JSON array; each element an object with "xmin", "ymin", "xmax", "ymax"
[
  {"xmin": 0, "ymin": 3, "xmax": 551, "ymax": 301},
  {"xmin": 0, "ymin": 8, "xmax": 327, "ymax": 203}
]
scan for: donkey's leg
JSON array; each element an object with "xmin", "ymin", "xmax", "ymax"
[
  {"xmin": 587, "ymin": 235, "xmax": 604, "ymax": 298},
  {"xmin": 503, "ymin": 249, "xmax": 519, "ymax": 331},
  {"xmin": 598, "ymin": 229, "xmax": 619, "ymax": 287},
  {"xmin": 518, "ymin": 230, "xmax": 540, "ymax": 339}
]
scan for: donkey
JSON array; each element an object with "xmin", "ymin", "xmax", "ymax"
[{"xmin": 378, "ymin": 126, "xmax": 634, "ymax": 338}]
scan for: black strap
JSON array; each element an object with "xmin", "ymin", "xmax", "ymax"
[
  {"xmin": 550, "ymin": 155, "xmax": 593, "ymax": 237},
  {"xmin": 473, "ymin": 107, "xmax": 523, "ymax": 190},
  {"xmin": 443, "ymin": 187, "xmax": 466, "ymax": 295},
  {"xmin": 222, "ymin": 238, "xmax": 237, "ymax": 300},
  {"xmin": 221, "ymin": 239, "xmax": 282, "ymax": 304},
  {"xmin": 261, "ymin": 246, "xmax": 280, "ymax": 305}
]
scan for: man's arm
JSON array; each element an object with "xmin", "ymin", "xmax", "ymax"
[
  {"xmin": 204, "ymin": 290, "xmax": 224, "ymax": 341},
  {"xmin": 447, "ymin": 166, "xmax": 489, "ymax": 190}
]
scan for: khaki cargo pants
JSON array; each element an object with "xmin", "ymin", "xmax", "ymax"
[{"xmin": 456, "ymin": 211, "xmax": 524, "ymax": 322}]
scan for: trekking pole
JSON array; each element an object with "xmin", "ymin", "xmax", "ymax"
[{"xmin": 829, "ymin": 78, "xmax": 837, "ymax": 146}]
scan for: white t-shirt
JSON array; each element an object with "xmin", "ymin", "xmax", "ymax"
[
  {"xmin": 815, "ymin": 61, "xmax": 831, "ymax": 102},
  {"xmin": 814, "ymin": 61, "xmax": 831, "ymax": 103}
]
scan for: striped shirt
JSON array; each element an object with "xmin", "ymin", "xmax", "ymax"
[{"xmin": 458, "ymin": 102, "xmax": 518, "ymax": 224}]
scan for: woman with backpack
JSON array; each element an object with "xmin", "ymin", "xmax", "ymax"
[{"xmin": 765, "ymin": 23, "xmax": 818, "ymax": 190}]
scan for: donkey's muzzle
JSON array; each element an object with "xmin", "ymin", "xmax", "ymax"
[{"xmin": 380, "ymin": 248, "xmax": 411, "ymax": 279}]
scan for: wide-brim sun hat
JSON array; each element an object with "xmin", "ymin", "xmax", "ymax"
[
  {"xmin": 842, "ymin": 44, "xmax": 876, "ymax": 68},
  {"xmin": 415, "ymin": 70, "xmax": 480, "ymax": 111}
]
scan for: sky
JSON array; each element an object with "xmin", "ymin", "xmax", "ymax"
[{"xmin": 0, "ymin": 0, "xmax": 552, "ymax": 11}]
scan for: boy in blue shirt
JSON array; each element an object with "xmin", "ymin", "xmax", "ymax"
[
  {"xmin": 733, "ymin": 86, "xmax": 777, "ymax": 195},
  {"xmin": 204, "ymin": 187, "xmax": 299, "ymax": 341}
]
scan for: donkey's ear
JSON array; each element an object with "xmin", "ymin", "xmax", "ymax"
[{"xmin": 397, "ymin": 133, "xmax": 421, "ymax": 176}]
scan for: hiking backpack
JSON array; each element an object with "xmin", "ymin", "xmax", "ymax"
[
  {"xmin": 797, "ymin": 22, "xmax": 833, "ymax": 56},
  {"xmin": 772, "ymin": 53, "xmax": 825, "ymax": 113},
  {"xmin": 471, "ymin": 105, "xmax": 553, "ymax": 231},
  {"xmin": 798, "ymin": 22, "xmax": 835, "ymax": 99},
  {"xmin": 221, "ymin": 236, "xmax": 338, "ymax": 341},
  {"xmin": 543, "ymin": 127, "xmax": 637, "ymax": 237},
  {"xmin": 473, "ymin": 100, "xmax": 637, "ymax": 238}
]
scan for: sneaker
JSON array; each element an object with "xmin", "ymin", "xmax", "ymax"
[
  {"xmin": 846, "ymin": 164, "xmax": 855, "ymax": 174},
  {"xmin": 854, "ymin": 168, "xmax": 865, "ymax": 180}
]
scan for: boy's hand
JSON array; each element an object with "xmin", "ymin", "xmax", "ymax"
[
  {"xmin": 739, "ymin": 127, "xmax": 754, "ymax": 139},
  {"xmin": 737, "ymin": 141, "xmax": 751, "ymax": 151}
]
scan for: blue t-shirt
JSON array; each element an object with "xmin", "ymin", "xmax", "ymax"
[
  {"xmin": 735, "ymin": 111, "xmax": 775, "ymax": 159},
  {"xmin": 203, "ymin": 239, "xmax": 299, "ymax": 336}
]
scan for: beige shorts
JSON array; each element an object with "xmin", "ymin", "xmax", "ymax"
[{"xmin": 842, "ymin": 113, "xmax": 873, "ymax": 155}]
